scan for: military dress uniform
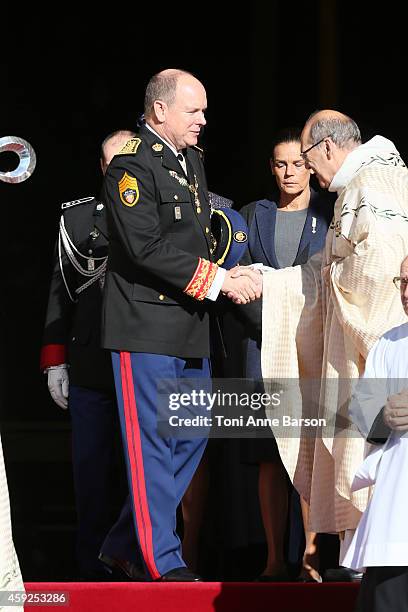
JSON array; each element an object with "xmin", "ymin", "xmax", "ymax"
[
  {"xmin": 100, "ymin": 124, "xmax": 221, "ymax": 579},
  {"xmin": 40, "ymin": 197, "xmax": 134, "ymax": 578}
]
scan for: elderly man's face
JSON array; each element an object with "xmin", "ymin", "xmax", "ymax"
[
  {"xmin": 300, "ymin": 127, "xmax": 337, "ymax": 189},
  {"xmin": 400, "ymin": 259, "xmax": 408, "ymax": 316},
  {"xmin": 164, "ymin": 76, "xmax": 207, "ymax": 151}
]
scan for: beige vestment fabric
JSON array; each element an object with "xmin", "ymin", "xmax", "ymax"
[
  {"xmin": 0, "ymin": 434, "xmax": 24, "ymax": 611},
  {"xmin": 261, "ymin": 136, "xmax": 408, "ymax": 532}
]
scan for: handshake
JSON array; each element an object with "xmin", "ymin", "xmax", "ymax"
[{"xmin": 220, "ymin": 265, "xmax": 263, "ymax": 305}]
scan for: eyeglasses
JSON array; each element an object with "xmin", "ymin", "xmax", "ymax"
[
  {"xmin": 300, "ymin": 135, "xmax": 332, "ymax": 160},
  {"xmin": 393, "ymin": 276, "xmax": 408, "ymax": 290}
]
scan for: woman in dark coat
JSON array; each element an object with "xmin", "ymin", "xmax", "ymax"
[{"xmin": 234, "ymin": 128, "xmax": 334, "ymax": 581}]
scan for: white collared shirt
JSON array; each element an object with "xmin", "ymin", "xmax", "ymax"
[{"xmin": 145, "ymin": 123, "xmax": 187, "ymax": 175}]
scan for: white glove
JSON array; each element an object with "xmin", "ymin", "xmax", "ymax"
[{"xmin": 47, "ymin": 364, "xmax": 69, "ymax": 409}]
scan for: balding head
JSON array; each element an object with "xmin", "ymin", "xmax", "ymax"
[
  {"xmin": 143, "ymin": 68, "xmax": 207, "ymax": 151},
  {"xmin": 300, "ymin": 109, "xmax": 361, "ymax": 189},
  {"xmin": 100, "ymin": 129, "xmax": 136, "ymax": 175},
  {"xmin": 144, "ymin": 69, "xmax": 202, "ymax": 118},
  {"xmin": 303, "ymin": 110, "xmax": 361, "ymax": 149}
]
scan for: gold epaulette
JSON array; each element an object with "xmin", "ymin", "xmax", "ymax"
[{"xmin": 117, "ymin": 138, "xmax": 142, "ymax": 155}]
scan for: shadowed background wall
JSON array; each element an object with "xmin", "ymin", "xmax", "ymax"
[{"xmin": 1, "ymin": 2, "xmax": 407, "ymax": 579}]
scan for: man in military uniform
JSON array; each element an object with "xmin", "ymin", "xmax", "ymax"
[
  {"xmin": 41, "ymin": 130, "xmax": 141, "ymax": 580},
  {"xmin": 101, "ymin": 68, "xmax": 262, "ymax": 581}
]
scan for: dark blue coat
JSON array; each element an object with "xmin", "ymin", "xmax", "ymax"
[{"xmin": 221, "ymin": 188, "xmax": 334, "ymax": 378}]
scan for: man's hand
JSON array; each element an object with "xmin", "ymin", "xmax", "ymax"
[
  {"xmin": 47, "ymin": 364, "xmax": 69, "ymax": 410},
  {"xmin": 221, "ymin": 265, "xmax": 263, "ymax": 304},
  {"xmin": 383, "ymin": 389, "xmax": 408, "ymax": 431}
]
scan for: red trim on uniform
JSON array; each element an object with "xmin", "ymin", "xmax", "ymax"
[
  {"xmin": 184, "ymin": 258, "xmax": 203, "ymax": 295},
  {"xmin": 195, "ymin": 262, "xmax": 210, "ymax": 300},
  {"xmin": 120, "ymin": 352, "xmax": 161, "ymax": 580},
  {"xmin": 195, "ymin": 262, "xmax": 216, "ymax": 300},
  {"xmin": 184, "ymin": 258, "xmax": 218, "ymax": 300},
  {"xmin": 40, "ymin": 344, "xmax": 67, "ymax": 371}
]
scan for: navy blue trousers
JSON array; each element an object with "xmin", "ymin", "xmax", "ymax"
[
  {"xmin": 69, "ymin": 385, "xmax": 126, "ymax": 576},
  {"xmin": 104, "ymin": 352, "xmax": 209, "ymax": 579}
]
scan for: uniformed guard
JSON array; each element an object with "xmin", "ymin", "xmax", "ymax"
[
  {"xmin": 99, "ymin": 69, "xmax": 262, "ymax": 582},
  {"xmin": 40, "ymin": 130, "xmax": 144, "ymax": 580}
]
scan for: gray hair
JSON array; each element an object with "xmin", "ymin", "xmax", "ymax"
[
  {"xmin": 307, "ymin": 111, "xmax": 362, "ymax": 148},
  {"xmin": 144, "ymin": 69, "xmax": 194, "ymax": 118}
]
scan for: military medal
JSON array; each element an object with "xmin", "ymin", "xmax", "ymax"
[
  {"xmin": 88, "ymin": 258, "xmax": 95, "ymax": 272},
  {"xmin": 174, "ymin": 206, "xmax": 182, "ymax": 221},
  {"xmin": 169, "ymin": 170, "xmax": 202, "ymax": 214},
  {"xmin": 191, "ymin": 175, "xmax": 202, "ymax": 214}
]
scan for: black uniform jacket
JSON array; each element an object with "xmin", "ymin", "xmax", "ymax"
[
  {"xmin": 41, "ymin": 198, "xmax": 114, "ymax": 392},
  {"xmin": 100, "ymin": 124, "xmax": 216, "ymax": 358}
]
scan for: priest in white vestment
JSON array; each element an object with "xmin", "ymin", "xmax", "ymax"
[
  {"xmin": 342, "ymin": 255, "xmax": 408, "ymax": 610},
  {"xmin": 258, "ymin": 110, "xmax": 408, "ymax": 577}
]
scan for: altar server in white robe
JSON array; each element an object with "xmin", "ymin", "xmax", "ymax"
[{"xmin": 343, "ymin": 255, "xmax": 408, "ymax": 611}]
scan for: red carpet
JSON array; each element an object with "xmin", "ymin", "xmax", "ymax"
[{"xmin": 23, "ymin": 582, "xmax": 359, "ymax": 612}]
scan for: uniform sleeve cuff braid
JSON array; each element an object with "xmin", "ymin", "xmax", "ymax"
[{"xmin": 183, "ymin": 258, "xmax": 218, "ymax": 301}]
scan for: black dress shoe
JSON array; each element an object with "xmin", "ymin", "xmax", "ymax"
[
  {"xmin": 254, "ymin": 570, "xmax": 291, "ymax": 582},
  {"xmin": 323, "ymin": 567, "xmax": 364, "ymax": 582},
  {"xmin": 157, "ymin": 567, "xmax": 203, "ymax": 582},
  {"xmin": 99, "ymin": 553, "xmax": 147, "ymax": 581}
]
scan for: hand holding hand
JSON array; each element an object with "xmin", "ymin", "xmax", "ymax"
[{"xmin": 221, "ymin": 265, "xmax": 262, "ymax": 304}]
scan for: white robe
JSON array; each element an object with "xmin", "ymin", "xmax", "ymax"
[
  {"xmin": 0, "ymin": 434, "xmax": 24, "ymax": 611},
  {"xmin": 343, "ymin": 321, "xmax": 408, "ymax": 570},
  {"xmin": 261, "ymin": 136, "xmax": 408, "ymax": 533}
]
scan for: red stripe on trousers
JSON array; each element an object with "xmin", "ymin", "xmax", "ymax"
[{"xmin": 120, "ymin": 351, "xmax": 161, "ymax": 579}]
